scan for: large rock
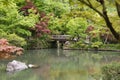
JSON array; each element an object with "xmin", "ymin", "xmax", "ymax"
[{"xmin": 6, "ymin": 60, "xmax": 28, "ymax": 72}]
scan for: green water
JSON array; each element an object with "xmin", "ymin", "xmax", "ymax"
[{"xmin": 0, "ymin": 49, "xmax": 120, "ymax": 80}]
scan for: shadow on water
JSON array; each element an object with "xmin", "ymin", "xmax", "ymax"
[{"xmin": 0, "ymin": 49, "xmax": 120, "ymax": 80}]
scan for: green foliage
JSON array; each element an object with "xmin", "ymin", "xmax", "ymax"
[
  {"xmin": 66, "ymin": 17, "xmax": 88, "ymax": 38},
  {"xmin": 65, "ymin": 40, "xmax": 90, "ymax": 49},
  {"xmin": 49, "ymin": 15, "xmax": 71, "ymax": 34},
  {"xmin": 49, "ymin": 16, "xmax": 88, "ymax": 36},
  {"xmin": 0, "ymin": 0, "xmax": 39, "ymax": 37},
  {"xmin": 0, "ymin": 0, "xmax": 40, "ymax": 48},
  {"xmin": 27, "ymin": 37, "xmax": 50, "ymax": 49},
  {"xmin": 0, "ymin": 0, "xmax": 119, "ymax": 49},
  {"xmin": 91, "ymin": 41, "xmax": 103, "ymax": 48},
  {"xmin": 74, "ymin": 41, "xmax": 88, "ymax": 48},
  {"xmin": 101, "ymin": 44, "xmax": 120, "ymax": 50},
  {"xmin": 34, "ymin": 0, "xmax": 70, "ymax": 17},
  {"xmin": 101, "ymin": 62, "xmax": 120, "ymax": 80},
  {"xmin": 7, "ymin": 34, "xmax": 26, "ymax": 47},
  {"xmin": 0, "ymin": 30, "xmax": 26, "ymax": 47}
]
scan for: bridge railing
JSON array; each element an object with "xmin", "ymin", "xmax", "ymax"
[{"xmin": 51, "ymin": 35, "xmax": 72, "ymax": 40}]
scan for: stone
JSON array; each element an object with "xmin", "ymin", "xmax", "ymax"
[
  {"xmin": 28, "ymin": 64, "xmax": 40, "ymax": 68},
  {"xmin": 6, "ymin": 60, "xmax": 28, "ymax": 72}
]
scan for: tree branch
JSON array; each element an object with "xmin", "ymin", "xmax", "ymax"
[
  {"xmin": 87, "ymin": 0, "xmax": 92, "ymax": 6},
  {"xmin": 115, "ymin": 1, "xmax": 120, "ymax": 17},
  {"xmin": 101, "ymin": 1, "xmax": 120, "ymax": 40},
  {"xmin": 78, "ymin": 0, "xmax": 120, "ymax": 40},
  {"xmin": 78, "ymin": 0, "xmax": 104, "ymax": 17}
]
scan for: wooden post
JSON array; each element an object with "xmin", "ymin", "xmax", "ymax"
[{"xmin": 57, "ymin": 40, "xmax": 60, "ymax": 49}]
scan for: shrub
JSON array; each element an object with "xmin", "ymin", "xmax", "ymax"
[
  {"xmin": 101, "ymin": 62, "xmax": 120, "ymax": 80},
  {"xmin": 7, "ymin": 34, "xmax": 26, "ymax": 47},
  {"xmin": 91, "ymin": 41, "xmax": 103, "ymax": 48},
  {"xmin": 101, "ymin": 44, "xmax": 120, "ymax": 50},
  {"xmin": 0, "ymin": 38, "xmax": 24, "ymax": 58},
  {"xmin": 0, "ymin": 30, "xmax": 26, "ymax": 47}
]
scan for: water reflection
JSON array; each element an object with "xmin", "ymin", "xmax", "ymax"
[{"xmin": 0, "ymin": 49, "xmax": 120, "ymax": 80}]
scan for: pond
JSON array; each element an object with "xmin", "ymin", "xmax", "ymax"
[{"xmin": 0, "ymin": 49, "xmax": 120, "ymax": 80}]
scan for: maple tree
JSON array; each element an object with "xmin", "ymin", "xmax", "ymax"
[
  {"xmin": 20, "ymin": 0, "xmax": 50, "ymax": 38},
  {"xmin": 0, "ymin": 38, "xmax": 23, "ymax": 59},
  {"xmin": 0, "ymin": 0, "xmax": 38, "ymax": 47},
  {"xmin": 77, "ymin": 0, "xmax": 120, "ymax": 41}
]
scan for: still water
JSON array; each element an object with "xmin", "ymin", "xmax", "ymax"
[{"xmin": 0, "ymin": 49, "xmax": 120, "ymax": 80}]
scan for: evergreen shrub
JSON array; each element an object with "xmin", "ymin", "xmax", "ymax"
[{"xmin": 101, "ymin": 62, "xmax": 120, "ymax": 80}]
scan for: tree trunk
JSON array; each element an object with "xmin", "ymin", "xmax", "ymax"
[
  {"xmin": 103, "ymin": 13, "xmax": 120, "ymax": 40},
  {"xmin": 116, "ymin": 2, "xmax": 120, "ymax": 17},
  {"xmin": 101, "ymin": 1, "xmax": 120, "ymax": 41}
]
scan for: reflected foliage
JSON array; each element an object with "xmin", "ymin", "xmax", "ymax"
[{"xmin": 0, "ymin": 49, "xmax": 120, "ymax": 80}]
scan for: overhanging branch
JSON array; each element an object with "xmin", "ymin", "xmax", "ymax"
[
  {"xmin": 78, "ymin": 0, "xmax": 120, "ymax": 40},
  {"xmin": 78, "ymin": 0, "xmax": 104, "ymax": 17},
  {"xmin": 115, "ymin": 1, "xmax": 120, "ymax": 17}
]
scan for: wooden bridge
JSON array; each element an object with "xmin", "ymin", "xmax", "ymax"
[
  {"xmin": 49, "ymin": 35, "xmax": 73, "ymax": 48},
  {"xmin": 49, "ymin": 35, "xmax": 90, "ymax": 48},
  {"xmin": 51, "ymin": 35, "xmax": 72, "ymax": 41}
]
